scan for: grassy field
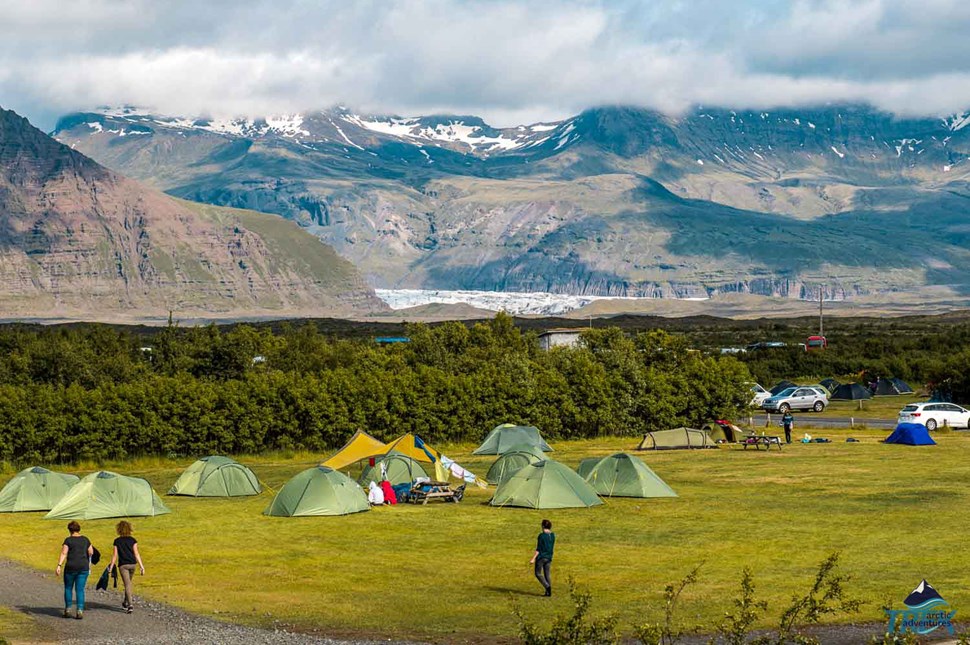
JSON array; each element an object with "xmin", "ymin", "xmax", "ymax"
[{"xmin": 0, "ymin": 431, "xmax": 968, "ymax": 642}]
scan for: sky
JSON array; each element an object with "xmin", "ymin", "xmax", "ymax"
[{"xmin": 2, "ymin": 0, "xmax": 970, "ymax": 130}]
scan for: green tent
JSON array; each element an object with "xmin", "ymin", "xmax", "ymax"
[
  {"xmin": 168, "ymin": 456, "xmax": 261, "ymax": 497},
  {"xmin": 45, "ymin": 471, "xmax": 170, "ymax": 520},
  {"xmin": 580, "ymin": 453, "xmax": 677, "ymax": 498},
  {"xmin": 473, "ymin": 423, "xmax": 553, "ymax": 455},
  {"xmin": 490, "ymin": 459, "xmax": 603, "ymax": 509},
  {"xmin": 637, "ymin": 427, "xmax": 715, "ymax": 450},
  {"xmin": 0, "ymin": 467, "xmax": 79, "ymax": 513},
  {"xmin": 486, "ymin": 444, "xmax": 545, "ymax": 485},
  {"xmin": 265, "ymin": 466, "xmax": 369, "ymax": 517},
  {"xmin": 357, "ymin": 453, "xmax": 428, "ymax": 487}
]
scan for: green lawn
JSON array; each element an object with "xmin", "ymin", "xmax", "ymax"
[{"xmin": 0, "ymin": 432, "xmax": 967, "ymax": 641}]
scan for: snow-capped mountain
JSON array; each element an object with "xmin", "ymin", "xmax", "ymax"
[
  {"xmin": 53, "ymin": 103, "xmax": 970, "ymax": 300},
  {"xmin": 903, "ymin": 580, "xmax": 945, "ymax": 607}
]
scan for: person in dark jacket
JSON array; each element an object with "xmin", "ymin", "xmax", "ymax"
[
  {"xmin": 107, "ymin": 520, "xmax": 145, "ymax": 613},
  {"xmin": 529, "ymin": 519, "xmax": 555, "ymax": 596},
  {"xmin": 782, "ymin": 411, "xmax": 795, "ymax": 444},
  {"xmin": 56, "ymin": 521, "xmax": 93, "ymax": 619}
]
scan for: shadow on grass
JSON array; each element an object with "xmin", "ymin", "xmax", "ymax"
[{"xmin": 483, "ymin": 586, "xmax": 546, "ymax": 597}]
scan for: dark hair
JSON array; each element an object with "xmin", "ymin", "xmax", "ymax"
[
  {"xmin": 116, "ymin": 520, "xmax": 132, "ymax": 537},
  {"xmin": 67, "ymin": 521, "xmax": 81, "ymax": 533},
  {"xmin": 541, "ymin": 519, "xmax": 552, "ymax": 530}
]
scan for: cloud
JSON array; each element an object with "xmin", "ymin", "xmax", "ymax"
[{"xmin": 2, "ymin": 0, "xmax": 969, "ymax": 129}]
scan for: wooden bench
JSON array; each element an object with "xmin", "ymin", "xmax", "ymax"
[{"xmin": 407, "ymin": 481, "xmax": 462, "ymax": 504}]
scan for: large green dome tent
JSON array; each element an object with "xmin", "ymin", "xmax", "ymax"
[
  {"xmin": 45, "ymin": 471, "xmax": 170, "ymax": 520},
  {"xmin": 357, "ymin": 453, "xmax": 428, "ymax": 487},
  {"xmin": 580, "ymin": 453, "xmax": 677, "ymax": 498},
  {"xmin": 168, "ymin": 456, "xmax": 261, "ymax": 497},
  {"xmin": 490, "ymin": 460, "xmax": 603, "ymax": 509},
  {"xmin": 485, "ymin": 444, "xmax": 545, "ymax": 485},
  {"xmin": 473, "ymin": 424, "xmax": 552, "ymax": 455},
  {"xmin": 0, "ymin": 467, "xmax": 79, "ymax": 513},
  {"xmin": 265, "ymin": 466, "xmax": 369, "ymax": 517}
]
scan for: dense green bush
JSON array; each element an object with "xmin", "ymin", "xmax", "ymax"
[{"xmin": 0, "ymin": 316, "xmax": 751, "ymax": 464}]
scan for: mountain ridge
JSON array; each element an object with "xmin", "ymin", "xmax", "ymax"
[
  {"xmin": 1, "ymin": 106, "xmax": 386, "ymax": 319},
  {"xmin": 53, "ymin": 102, "xmax": 970, "ymax": 299}
]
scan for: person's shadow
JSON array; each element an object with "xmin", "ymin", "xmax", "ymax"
[
  {"xmin": 18, "ymin": 600, "xmax": 127, "ymax": 618},
  {"xmin": 482, "ymin": 586, "xmax": 546, "ymax": 597}
]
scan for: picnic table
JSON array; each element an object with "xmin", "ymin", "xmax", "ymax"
[
  {"xmin": 407, "ymin": 481, "xmax": 465, "ymax": 504},
  {"xmin": 742, "ymin": 435, "xmax": 783, "ymax": 451}
]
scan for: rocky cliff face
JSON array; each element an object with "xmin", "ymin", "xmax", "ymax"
[
  {"xmin": 1, "ymin": 107, "xmax": 385, "ymax": 319},
  {"xmin": 53, "ymin": 104, "xmax": 970, "ymax": 298}
]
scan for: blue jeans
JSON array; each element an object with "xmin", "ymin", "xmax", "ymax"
[{"xmin": 63, "ymin": 570, "xmax": 89, "ymax": 611}]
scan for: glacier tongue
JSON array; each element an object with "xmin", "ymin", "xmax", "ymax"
[{"xmin": 375, "ymin": 289, "xmax": 707, "ymax": 315}]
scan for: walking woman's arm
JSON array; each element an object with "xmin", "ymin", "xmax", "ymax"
[
  {"xmin": 109, "ymin": 545, "xmax": 119, "ymax": 571},
  {"xmin": 133, "ymin": 543, "xmax": 145, "ymax": 574},
  {"xmin": 55, "ymin": 544, "xmax": 68, "ymax": 574}
]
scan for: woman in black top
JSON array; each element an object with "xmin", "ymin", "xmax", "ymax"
[
  {"xmin": 107, "ymin": 520, "xmax": 145, "ymax": 613},
  {"xmin": 55, "ymin": 521, "xmax": 93, "ymax": 619}
]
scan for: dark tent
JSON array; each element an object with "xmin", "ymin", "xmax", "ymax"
[
  {"xmin": 705, "ymin": 420, "xmax": 749, "ymax": 443},
  {"xmin": 891, "ymin": 378, "xmax": 914, "ymax": 394},
  {"xmin": 819, "ymin": 378, "xmax": 840, "ymax": 392},
  {"xmin": 830, "ymin": 383, "xmax": 872, "ymax": 401},
  {"xmin": 873, "ymin": 378, "xmax": 904, "ymax": 396},
  {"xmin": 885, "ymin": 423, "xmax": 935, "ymax": 446},
  {"xmin": 770, "ymin": 380, "xmax": 797, "ymax": 395}
]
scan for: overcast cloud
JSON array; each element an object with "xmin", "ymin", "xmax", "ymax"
[{"xmin": 2, "ymin": 0, "xmax": 969, "ymax": 129}]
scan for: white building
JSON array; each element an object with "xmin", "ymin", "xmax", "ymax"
[{"xmin": 537, "ymin": 328, "xmax": 583, "ymax": 350}]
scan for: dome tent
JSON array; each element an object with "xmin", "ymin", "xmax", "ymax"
[
  {"xmin": 485, "ymin": 444, "xmax": 545, "ymax": 485},
  {"xmin": 0, "ymin": 467, "xmax": 79, "ymax": 513},
  {"xmin": 45, "ymin": 471, "xmax": 170, "ymax": 520},
  {"xmin": 769, "ymin": 380, "xmax": 798, "ymax": 395},
  {"xmin": 357, "ymin": 453, "xmax": 428, "ymax": 487},
  {"xmin": 168, "ymin": 456, "xmax": 261, "ymax": 497},
  {"xmin": 265, "ymin": 466, "xmax": 369, "ymax": 517},
  {"xmin": 830, "ymin": 383, "xmax": 872, "ymax": 401},
  {"xmin": 580, "ymin": 453, "xmax": 677, "ymax": 498},
  {"xmin": 473, "ymin": 424, "xmax": 552, "ymax": 455},
  {"xmin": 885, "ymin": 423, "xmax": 935, "ymax": 446},
  {"xmin": 490, "ymin": 460, "xmax": 603, "ymax": 509}
]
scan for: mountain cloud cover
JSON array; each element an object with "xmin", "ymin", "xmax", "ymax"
[{"xmin": 3, "ymin": 0, "xmax": 970, "ymax": 128}]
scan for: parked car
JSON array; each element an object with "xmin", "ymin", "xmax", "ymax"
[
  {"xmin": 897, "ymin": 402, "xmax": 970, "ymax": 431},
  {"xmin": 762, "ymin": 386, "xmax": 828, "ymax": 413},
  {"xmin": 748, "ymin": 383, "xmax": 770, "ymax": 407}
]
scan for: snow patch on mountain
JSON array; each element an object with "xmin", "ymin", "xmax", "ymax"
[
  {"xmin": 944, "ymin": 112, "xmax": 970, "ymax": 131},
  {"xmin": 375, "ymin": 289, "xmax": 706, "ymax": 315},
  {"xmin": 342, "ymin": 114, "xmax": 526, "ymax": 153}
]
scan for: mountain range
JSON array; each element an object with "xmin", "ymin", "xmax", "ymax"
[
  {"xmin": 0, "ymin": 107, "xmax": 384, "ymax": 320},
  {"xmin": 53, "ymin": 104, "xmax": 970, "ymax": 300}
]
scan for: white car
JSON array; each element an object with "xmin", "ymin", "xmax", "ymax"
[
  {"xmin": 748, "ymin": 383, "xmax": 770, "ymax": 407},
  {"xmin": 897, "ymin": 402, "xmax": 970, "ymax": 431}
]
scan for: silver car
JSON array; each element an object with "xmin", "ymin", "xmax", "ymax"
[{"xmin": 762, "ymin": 386, "xmax": 828, "ymax": 413}]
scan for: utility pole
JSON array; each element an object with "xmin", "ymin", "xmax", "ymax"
[{"xmin": 818, "ymin": 286, "xmax": 824, "ymax": 337}]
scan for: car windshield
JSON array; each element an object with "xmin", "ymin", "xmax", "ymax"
[
  {"xmin": 751, "ymin": 385, "xmax": 767, "ymax": 393},
  {"xmin": 901, "ymin": 405, "xmax": 919, "ymax": 412},
  {"xmin": 776, "ymin": 388, "xmax": 797, "ymax": 397}
]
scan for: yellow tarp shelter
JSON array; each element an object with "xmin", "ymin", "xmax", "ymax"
[
  {"xmin": 382, "ymin": 433, "xmax": 440, "ymax": 463},
  {"xmin": 320, "ymin": 431, "xmax": 388, "ymax": 471}
]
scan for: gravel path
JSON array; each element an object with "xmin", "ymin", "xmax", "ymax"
[{"xmin": 0, "ymin": 559, "xmax": 410, "ymax": 644}]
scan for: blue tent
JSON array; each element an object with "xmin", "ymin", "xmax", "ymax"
[{"xmin": 885, "ymin": 423, "xmax": 936, "ymax": 446}]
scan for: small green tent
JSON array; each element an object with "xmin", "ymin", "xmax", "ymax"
[
  {"xmin": 0, "ymin": 467, "xmax": 79, "ymax": 513},
  {"xmin": 580, "ymin": 453, "xmax": 677, "ymax": 498},
  {"xmin": 485, "ymin": 444, "xmax": 545, "ymax": 485},
  {"xmin": 637, "ymin": 427, "xmax": 715, "ymax": 450},
  {"xmin": 265, "ymin": 466, "xmax": 369, "ymax": 517},
  {"xmin": 45, "ymin": 471, "xmax": 170, "ymax": 520},
  {"xmin": 490, "ymin": 460, "xmax": 603, "ymax": 509},
  {"xmin": 168, "ymin": 456, "xmax": 261, "ymax": 497},
  {"xmin": 473, "ymin": 424, "xmax": 552, "ymax": 455},
  {"xmin": 357, "ymin": 453, "xmax": 428, "ymax": 487}
]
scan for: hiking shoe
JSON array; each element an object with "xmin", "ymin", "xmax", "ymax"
[
  {"xmin": 122, "ymin": 600, "xmax": 129, "ymax": 609},
  {"xmin": 126, "ymin": 605, "xmax": 133, "ymax": 614},
  {"xmin": 75, "ymin": 611, "xmax": 83, "ymax": 620},
  {"xmin": 63, "ymin": 609, "xmax": 71, "ymax": 618},
  {"xmin": 544, "ymin": 587, "xmax": 551, "ymax": 597}
]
